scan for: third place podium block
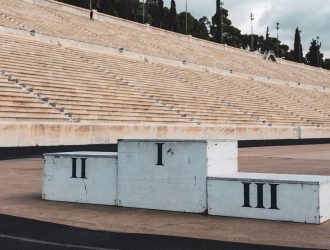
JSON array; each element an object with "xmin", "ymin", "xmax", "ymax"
[
  {"xmin": 207, "ymin": 173, "xmax": 330, "ymax": 224},
  {"xmin": 118, "ymin": 140, "xmax": 237, "ymax": 213}
]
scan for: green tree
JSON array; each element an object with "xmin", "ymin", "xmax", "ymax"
[
  {"xmin": 278, "ymin": 44, "xmax": 290, "ymax": 58},
  {"xmin": 158, "ymin": 0, "xmax": 164, "ymax": 28},
  {"xmin": 146, "ymin": 0, "xmax": 157, "ymax": 25},
  {"xmin": 225, "ymin": 25, "xmax": 242, "ymax": 47},
  {"xmin": 306, "ymin": 39, "xmax": 323, "ymax": 67},
  {"xmin": 176, "ymin": 12, "xmax": 190, "ymax": 34},
  {"xmin": 187, "ymin": 16, "xmax": 210, "ymax": 40},
  {"xmin": 264, "ymin": 37, "xmax": 279, "ymax": 53},
  {"xmin": 293, "ymin": 28, "xmax": 303, "ymax": 63},
  {"xmin": 266, "ymin": 26, "xmax": 270, "ymax": 39},
  {"xmin": 176, "ymin": 12, "xmax": 209, "ymax": 38},
  {"xmin": 211, "ymin": 0, "xmax": 223, "ymax": 43},
  {"xmin": 98, "ymin": 0, "xmax": 143, "ymax": 22},
  {"xmin": 210, "ymin": 1, "xmax": 242, "ymax": 46},
  {"xmin": 323, "ymin": 58, "xmax": 330, "ymax": 70},
  {"xmin": 242, "ymin": 34, "xmax": 263, "ymax": 52},
  {"xmin": 56, "ymin": 0, "xmax": 89, "ymax": 8},
  {"xmin": 169, "ymin": 0, "xmax": 177, "ymax": 31},
  {"xmin": 97, "ymin": 0, "xmax": 112, "ymax": 15},
  {"xmin": 285, "ymin": 49, "xmax": 295, "ymax": 61},
  {"xmin": 197, "ymin": 16, "xmax": 211, "ymax": 40}
]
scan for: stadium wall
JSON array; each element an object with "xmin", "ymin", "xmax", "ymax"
[{"xmin": 1, "ymin": 122, "xmax": 330, "ymax": 147}]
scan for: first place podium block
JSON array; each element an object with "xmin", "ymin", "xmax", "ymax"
[
  {"xmin": 43, "ymin": 152, "xmax": 118, "ymax": 205},
  {"xmin": 118, "ymin": 140, "xmax": 237, "ymax": 213}
]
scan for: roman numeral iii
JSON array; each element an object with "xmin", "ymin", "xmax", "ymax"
[{"xmin": 242, "ymin": 182, "xmax": 279, "ymax": 210}]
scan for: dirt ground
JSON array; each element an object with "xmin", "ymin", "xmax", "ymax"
[{"xmin": 0, "ymin": 144, "xmax": 329, "ymax": 249}]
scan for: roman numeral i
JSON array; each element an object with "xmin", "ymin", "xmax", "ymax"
[{"xmin": 155, "ymin": 143, "xmax": 164, "ymax": 166}]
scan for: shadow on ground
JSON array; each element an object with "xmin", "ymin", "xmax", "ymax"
[{"xmin": 0, "ymin": 214, "xmax": 319, "ymax": 250}]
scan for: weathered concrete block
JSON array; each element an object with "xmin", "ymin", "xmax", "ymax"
[
  {"xmin": 43, "ymin": 152, "xmax": 117, "ymax": 205},
  {"xmin": 118, "ymin": 140, "xmax": 237, "ymax": 213},
  {"xmin": 208, "ymin": 173, "xmax": 330, "ymax": 224},
  {"xmin": 206, "ymin": 140, "xmax": 237, "ymax": 176}
]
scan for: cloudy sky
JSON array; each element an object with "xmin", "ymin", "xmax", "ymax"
[{"xmin": 162, "ymin": 0, "xmax": 330, "ymax": 58}]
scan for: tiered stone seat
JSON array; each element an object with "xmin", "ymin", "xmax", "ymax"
[
  {"xmin": 0, "ymin": 0, "xmax": 107, "ymax": 45},
  {"xmin": 70, "ymin": 47, "xmax": 330, "ymax": 127},
  {"xmin": 0, "ymin": 75, "xmax": 66, "ymax": 121},
  {"xmin": 0, "ymin": 0, "xmax": 329, "ymax": 88},
  {"xmin": 0, "ymin": 31, "xmax": 329, "ymax": 127},
  {"xmin": 42, "ymin": 2, "xmax": 330, "ymax": 86},
  {"xmin": 45, "ymin": 6, "xmax": 175, "ymax": 60},
  {"xmin": 176, "ymin": 71, "xmax": 330, "ymax": 126},
  {"xmin": 69, "ymin": 49, "xmax": 261, "ymax": 125},
  {"xmin": 0, "ymin": 33, "xmax": 191, "ymax": 124}
]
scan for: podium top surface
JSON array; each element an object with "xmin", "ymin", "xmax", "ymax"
[
  {"xmin": 43, "ymin": 152, "xmax": 117, "ymax": 158},
  {"xmin": 208, "ymin": 172, "xmax": 330, "ymax": 184},
  {"xmin": 118, "ymin": 139, "xmax": 237, "ymax": 143}
]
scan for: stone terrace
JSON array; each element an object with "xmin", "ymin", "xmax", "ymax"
[
  {"xmin": 0, "ymin": 0, "xmax": 329, "ymax": 145},
  {"xmin": 0, "ymin": 0, "xmax": 329, "ymax": 88}
]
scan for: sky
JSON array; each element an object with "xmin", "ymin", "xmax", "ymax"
[{"xmin": 162, "ymin": 0, "xmax": 330, "ymax": 58}]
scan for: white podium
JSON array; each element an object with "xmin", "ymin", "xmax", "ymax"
[
  {"xmin": 208, "ymin": 173, "xmax": 330, "ymax": 224},
  {"xmin": 117, "ymin": 140, "xmax": 237, "ymax": 213},
  {"xmin": 43, "ymin": 152, "xmax": 118, "ymax": 205},
  {"xmin": 41, "ymin": 140, "xmax": 330, "ymax": 224}
]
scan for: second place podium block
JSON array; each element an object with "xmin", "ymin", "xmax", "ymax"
[{"xmin": 43, "ymin": 152, "xmax": 118, "ymax": 205}]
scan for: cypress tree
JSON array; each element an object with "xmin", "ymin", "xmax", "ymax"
[
  {"xmin": 158, "ymin": 0, "xmax": 164, "ymax": 28},
  {"xmin": 266, "ymin": 26, "xmax": 270, "ymax": 39},
  {"xmin": 293, "ymin": 28, "xmax": 303, "ymax": 63},
  {"xmin": 169, "ymin": 0, "xmax": 177, "ymax": 31},
  {"xmin": 212, "ymin": 0, "xmax": 222, "ymax": 43}
]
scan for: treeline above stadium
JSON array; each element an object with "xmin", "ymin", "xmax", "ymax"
[{"xmin": 55, "ymin": 0, "xmax": 330, "ymax": 70}]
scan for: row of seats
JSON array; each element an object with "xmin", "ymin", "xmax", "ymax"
[
  {"xmin": 69, "ymin": 47, "xmax": 330, "ymax": 127},
  {"xmin": 49, "ymin": 4, "xmax": 329, "ymax": 87},
  {"xmin": 0, "ymin": 0, "xmax": 329, "ymax": 88},
  {"xmin": 0, "ymin": 73, "xmax": 67, "ymax": 121},
  {"xmin": 0, "ymin": 34, "xmax": 192, "ymax": 124},
  {"xmin": 0, "ymin": 32, "xmax": 329, "ymax": 127}
]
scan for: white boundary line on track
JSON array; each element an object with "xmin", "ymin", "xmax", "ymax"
[{"xmin": 0, "ymin": 233, "xmax": 118, "ymax": 250}]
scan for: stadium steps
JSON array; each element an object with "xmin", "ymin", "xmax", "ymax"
[
  {"xmin": 257, "ymin": 82, "xmax": 330, "ymax": 123},
  {"xmin": 75, "ymin": 47, "xmax": 328, "ymax": 125},
  {"xmin": 0, "ymin": 0, "xmax": 102, "ymax": 45},
  {"xmin": 65, "ymin": 48, "xmax": 200, "ymax": 124},
  {"xmin": 0, "ymin": 72, "xmax": 69, "ymax": 121},
  {"xmin": 0, "ymin": 33, "xmax": 194, "ymax": 124},
  {"xmin": 2, "ymin": 0, "xmax": 329, "ymax": 88},
  {"xmin": 68, "ymin": 49, "xmax": 260, "ymax": 125},
  {"xmin": 41, "ymin": 5, "xmax": 177, "ymax": 60},
  {"xmin": 0, "ymin": 30, "xmax": 329, "ymax": 127},
  {"xmin": 174, "ymin": 69, "xmax": 330, "ymax": 126},
  {"xmin": 195, "ymin": 76, "xmax": 328, "ymax": 125},
  {"xmin": 0, "ymin": 11, "xmax": 28, "ymax": 31},
  {"xmin": 226, "ymin": 79, "xmax": 329, "ymax": 127},
  {"xmin": 68, "ymin": 47, "xmax": 308, "ymax": 127},
  {"xmin": 33, "ymin": 3, "xmax": 115, "ymax": 48}
]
